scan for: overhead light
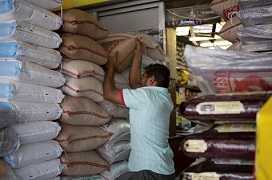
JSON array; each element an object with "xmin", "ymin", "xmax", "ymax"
[{"xmin": 176, "ymin": 27, "xmax": 190, "ymax": 36}]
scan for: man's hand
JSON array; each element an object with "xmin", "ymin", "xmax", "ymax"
[{"xmin": 106, "ymin": 52, "xmax": 118, "ymax": 71}]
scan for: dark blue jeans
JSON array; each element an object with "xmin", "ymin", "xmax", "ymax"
[{"xmin": 116, "ymin": 170, "xmax": 175, "ymax": 180}]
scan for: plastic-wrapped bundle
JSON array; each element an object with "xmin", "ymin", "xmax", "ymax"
[
  {"xmin": 0, "ymin": 20, "xmax": 62, "ymax": 49},
  {"xmin": 182, "ymin": 159, "xmax": 254, "ymax": 180},
  {"xmin": 184, "ymin": 45, "xmax": 272, "ymax": 94},
  {"xmin": 0, "ymin": 128, "xmax": 20, "ymax": 157},
  {"xmin": 0, "ymin": 41, "xmax": 62, "ymax": 69},
  {"xmin": 61, "ymin": 151, "xmax": 109, "ymax": 176},
  {"xmin": 101, "ymin": 161, "xmax": 128, "ymax": 180},
  {"xmin": 0, "ymin": 81, "xmax": 64, "ymax": 103},
  {"xmin": 0, "ymin": 100, "xmax": 62, "ymax": 123},
  {"xmin": 0, "ymin": 0, "xmax": 62, "ymax": 31},
  {"xmin": 0, "ymin": 160, "xmax": 18, "ymax": 180},
  {"xmin": 182, "ymin": 132, "xmax": 255, "ymax": 160},
  {"xmin": 5, "ymin": 141, "xmax": 62, "ymax": 168},
  {"xmin": 0, "ymin": 60, "xmax": 65, "ymax": 88},
  {"xmin": 239, "ymin": 0, "xmax": 272, "ymax": 9},
  {"xmin": 14, "ymin": 159, "xmax": 63, "ymax": 180},
  {"xmin": 99, "ymin": 100, "xmax": 129, "ymax": 119},
  {"xmin": 238, "ymin": 24, "xmax": 272, "ymax": 40},
  {"xmin": 61, "ymin": 97, "xmax": 111, "ymax": 126},
  {"xmin": 179, "ymin": 93, "xmax": 270, "ymax": 122},
  {"xmin": 24, "ymin": 0, "xmax": 62, "ymax": 10},
  {"xmin": 11, "ymin": 121, "xmax": 61, "ymax": 145}
]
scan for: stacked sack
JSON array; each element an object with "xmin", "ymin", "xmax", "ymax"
[
  {"xmin": 178, "ymin": 45, "xmax": 272, "ymax": 180},
  {"xmin": 58, "ymin": 9, "xmax": 131, "ymax": 179},
  {"xmin": 210, "ymin": 0, "xmax": 272, "ymax": 52},
  {"xmin": 0, "ymin": 0, "xmax": 66, "ymax": 179}
]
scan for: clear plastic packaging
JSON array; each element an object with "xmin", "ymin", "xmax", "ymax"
[
  {"xmin": 0, "ymin": 128, "xmax": 20, "ymax": 157},
  {"xmin": 5, "ymin": 140, "xmax": 63, "ymax": 168},
  {"xmin": 0, "ymin": 60, "xmax": 65, "ymax": 88},
  {"xmin": 24, "ymin": 0, "xmax": 62, "ymax": 10},
  {"xmin": 14, "ymin": 159, "xmax": 63, "ymax": 180},
  {"xmin": 0, "ymin": 40, "xmax": 62, "ymax": 69},
  {"xmin": 0, "ymin": 80, "xmax": 64, "ymax": 103},
  {"xmin": 11, "ymin": 121, "xmax": 61, "ymax": 145},
  {"xmin": 101, "ymin": 161, "xmax": 128, "ymax": 180}
]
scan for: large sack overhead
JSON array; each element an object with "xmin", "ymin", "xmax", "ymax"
[
  {"xmin": 57, "ymin": 124, "xmax": 111, "ymax": 152},
  {"xmin": 61, "ymin": 34, "xmax": 108, "ymax": 65},
  {"xmin": 24, "ymin": 0, "xmax": 62, "ymax": 10},
  {"xmin": 219, "ymin": 16, "xmax": 242, "ymax": 43},
  {"xmin": 62, "ymin": 76, "xmax": 103, "ymax": 103},
  {"xmin": 61, "ymin": 97, "xmax": 111, "ymax": 126},
  {"xmin": 63, "ymin": 9, "xmax": 108, "ymax": 40},
  {"xmin": 210, "ymin": 0, "xmax": 239, "ymax": 20},
  {"xmin": 62, "ymin": 59, "xmax": 104, "ymax": 79},
  {"xmin": 61, "ymin": 151, "xmax": 109, "ymax": 176}
]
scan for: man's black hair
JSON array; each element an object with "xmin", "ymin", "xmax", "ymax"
[{"xmin": 144, "ymin": 64, "xmax": 170, "ymax": 88}]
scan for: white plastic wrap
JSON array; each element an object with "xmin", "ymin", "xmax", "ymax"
[
  {"xmin": 0, "ymin": 128, "xmax": 20, "ymax": 157},
  {"xmin": 103, "ymin": 119, "xmax": 130, "ymax": 143},
  {"xmin": 14, "ymin": 159, "xmax": 63, "ymax": 180},
  {"xmin": 0, "ymin": 100, "xmax": 62, "ymax": 123},
  {"xmin": 99, "ymin": 100, "xmax": 129, "ymax": 119},
  {"xmin": 24, "ymin": 0, "xmax": 62, "ymax": 10},
  {"xmin": 11, "ymin": 121, "xmax": 61, "ymax": 144},
  {"xmin": 98, "ymin": 141, "xmax": 130, "ymax": 164},
  {"xmin": 0, "ymin": 40, "xmax": 62, "ymax": 69},
  {"xmin": 5, "ymin": 140, "xmax": 63, "ymax": 168},
  {"xmin": 239, "ymin": 0, "xmax": 272, "ymax": 9},
  {"xmin": 0, "ymin": 80, "xmax": 64, "ymax": 103},
  {"xmin": 0, "ymin": 20, "xmax": 62, "ymax": 49},
  {"xmin": 101, "ymin": 161, "xmax": 128, "ymax": 180},
  {"xmin": 0, "ymin": 60, "xmax": 65, "ymax": 88}
]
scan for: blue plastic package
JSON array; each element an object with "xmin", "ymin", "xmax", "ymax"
[
  {"xmin": 0, "ymin": 0, "xmax": 14, "ymax": 15},
  {"xmin": 0, "ymin": 60, "xmax": 21, "ymax": 77}
]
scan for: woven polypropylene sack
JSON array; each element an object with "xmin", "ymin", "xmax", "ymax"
[
  {"xmin": 24, "ymin": 0, "xmax": 62, "ymax": 10},
  {"xmin": 62, "ymin": 59, "xmax": 104, "ymax": 79},
  {"xmin": 0, "ymin": 81, "xmax": 64, "ymax": 103},
  {"xmin": 61, "ymin": 96, "xmax": 111, "ymax": 126},
  {"xmin": 11, "ymin": 121, "xmax": 61, "ymax": 145},
  {"xmin": 57, "ymin": 124, "xmax": 111, "ymax": 153},
  {"xmin": 210, "ymin": 0, "xmax": 239, "ymax": 20},
  {"xmin": 63, "ymin": 9, "xmax": 108, "ymax": 40},
  {"xmin": 0, "ymin": 100, "xmax": 62, "ymax": 123},
  {"xmin": 101, "ymin": 161, "xmax": 128, "ymax": 180},
  {"xmin": 99, "ymin": 100, "xmax": 128, "ymax": 119},
  {"xmin": 0, "ymin": 128, "xmax": 20, "ymax": 157},
  {"xmin": 219, "ymin": 17, "xmax": 241, "ymax": 43},
  {"xmin": 5, "ymin": 141, "xmax": 63, "ymax": 168},
  {"xmin": 61, "ymin": 34, "xmax": 108, "ymax": 65},
  {"xmin": 102, "ymin": 119, "xmax": 130, "ymax": 143},
  {"xmin": 62, "ymin": 76, "xmax": 103, "ymax": 102},
  {"xmin": 14, "ymin": 159, "xmax": 62, "ymax": 180},
  {"xmin": 61, "ymin": 151, "xmax": 109, "ymax": 176},
  {"xmin": 0, "ymin": 60, "xmax": 65, "ymax": 88}
]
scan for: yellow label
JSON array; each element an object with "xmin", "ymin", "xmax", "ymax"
[
  {"xmin": 215, "ymin": 124, "xmax": 256, "ymax": 133},
  {"xmin": 196, "ymin": 101, "xmax": 245, "ymax": 115},
  {"xmin": 185, "ymin": 173, "xmax": 220, "ymax": 180},
  {"xmin": 184, "ymin": 140, "xmax": 208, "ymax": 153}
]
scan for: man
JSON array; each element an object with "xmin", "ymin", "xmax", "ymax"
[{"xmin": 103, "ymin": 42, "xmax": 175, "ymax": 180}]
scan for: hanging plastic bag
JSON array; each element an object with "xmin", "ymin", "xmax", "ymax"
[
  {"xmin": 11, "ymin": 121, "xmax": 61, "ymax": 145},
  {"xmin": 5, "ymin": 140, "xmax": 63, "ymax": 168},
  {"xmin": 14, "ymin": 159, "xmax": 63, "ymax": 180},
  {"xmin": 24, "ymin": 0, "xmax": 62, "ymax": 10},
  {"xmin": 0, "ymin": 80, "xmax": 64, "ymax": 103},
  {"xmin": 101, "ymin": 161, "xmax": 128, "ymax": 180},
  {"xmin": 0, "ymin": 128, "xmax": 20, "ymax": 157},
  {"xmin": 0, "ymin": 40, "xmax": 62, "ymax": 69},
  {"xmin": 0, "ymin": 20, "xmax": 62, "ymax": 49},
  {"xmin": 0, "ymin": 60, "xmax": 65, "ymax": 88}
]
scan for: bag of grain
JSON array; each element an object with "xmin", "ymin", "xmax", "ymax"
[
  {"xmin": 61, "ymin": 34, "xmax": 108, "ymax": 65},
  {"xmin": 61, "ymin": 96, "xmax": 111, "ymax": 126},
  {"xmin": 210, "ymin": 0, "xmax": 239, "ymax": 20},
  {"xmin": 57, "ymin": 124, "xmax": 111, "ymax": 152},
  {"xmin": 63, "ymin": 9, "xmax": 108, "ymax": 40},
  {"xmin": 101, "ymin": 161, "xmax": 128, "ymax": 180},
  {"xmin": 99, "ymin": 100, "xmax": 129, "ymax": 119},
  {"xmin": 219, "ymin": 16, "xmax": 242, "ymax": 43},
  {"xmin": 0, "ymin": 128, "xmax": 20, "ymax": 157}
]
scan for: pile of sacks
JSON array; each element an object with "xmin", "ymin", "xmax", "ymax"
[
  {"xmin": 210, "ymin": 0, "xmax": 272, "ymax": 52},
  {"xmin": 0, "ymin": 0, "xmax": 66, "ymax": 179}
]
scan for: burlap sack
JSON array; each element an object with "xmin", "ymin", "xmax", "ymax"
[
  {"xmin": 57, "ymin": 124, "xmax": 111, "ymax": 153},
  {"xmin": 62, "ymin": 59, "xmax": 104, "ymax": 79},
  {"xmin": 60, "ymin": 34, "xmax": 108, "ymax": 65},
  {"xmin": 210, "ymin": 0, "xmax": 239, "ymax": 20},
  {"xmin": 61, "ymin": 96, "xmax": 111, "ymax": 126},
  {"xmin": 62, "ymin": 77, "xmax": 103, "ymax": 103},
  {"xmin": 63, "ymin": 9, "xmax": 108, "ymax": 40},
  {"xmin": 219, "ymin": 16, "xmax": 242, "ymax": 42},
  {"xmin": 61, "ymin": 151, "xmax": 109, "ymax": 176}
]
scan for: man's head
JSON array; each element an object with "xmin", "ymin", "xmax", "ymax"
[{"xmin": 142, "ymin": 64, "xmax": 170, "ymax": 88}]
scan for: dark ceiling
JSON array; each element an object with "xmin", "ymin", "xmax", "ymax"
[{"xmin": 164, "ymin": 0, "xmax": 213, "ymax": 8}]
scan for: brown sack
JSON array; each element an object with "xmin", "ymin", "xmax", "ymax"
[
  {"xmin": 61, "ymin": 97, "xmax": 111, "ymax": 126},
  {"xmin": 57, "ymin": 124, "xmax": 111, "ymax": 152},
  {"xmin": 62, "ymin": 59, "xmax": 104, "ymax": 79},
  {"xmin": 219, "ymin": 16, "xmax": 242, "ymax": 43},
  {"xmin": 62, "ymin": 77, "xmax": 103, "ymax": 103},
  {"xmin": 63, "ymin": 9, "xmax": 108, "ymax": 40},
  {"xmin": 210, "ymin": 0, "xmax": 239, "ymax": 20},
  {"xmin": 61, "ymin": 151, "xmax": 109, "ymax": 176},
  {"xmin": 61, "ymin": 34, "xmax": 108, "ymax": 65}
]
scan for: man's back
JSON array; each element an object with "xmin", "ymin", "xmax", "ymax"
[{"xmin": 123, "ymin": 86, "xmax": 175, "ymax": 175}]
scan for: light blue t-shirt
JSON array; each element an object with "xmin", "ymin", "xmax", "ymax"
[{"xmin": 123, "ymin": 86, "xmax": 175, "ymax": 175}]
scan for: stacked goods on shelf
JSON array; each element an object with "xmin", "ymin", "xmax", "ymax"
[
  {"xmin": 179, "ymin": 44, "xmax": 272, "ymax": 180},
  {"xmin": 0, "ymin": 0, "xmax": 65, "ymax": 179}
]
